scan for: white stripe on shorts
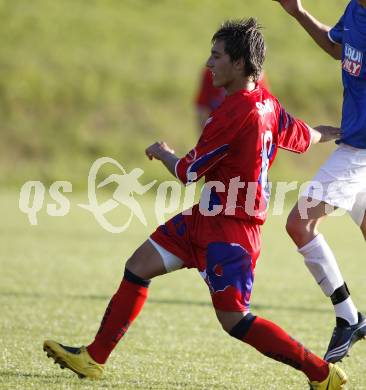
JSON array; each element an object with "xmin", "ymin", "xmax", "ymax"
[{"xmin": 148, "ymin": 238, "xmax": 184, "ymax": 273}]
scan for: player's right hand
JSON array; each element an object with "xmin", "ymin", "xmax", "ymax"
[
  {"xmin": 273, "ymin": 0, "xmax": 304, "ymax": 18},
  {"xmin": 145, "ymin": 141, "xmax": 175, "ymax": 161}
]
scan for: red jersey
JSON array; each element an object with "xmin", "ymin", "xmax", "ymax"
[
  {"xmin": 176, "ymin": 86, "xmax": 311, "ymax": 225},
  {"xmin": 195, "ymin": 68, "xmax": 270, "ymax": 113}
]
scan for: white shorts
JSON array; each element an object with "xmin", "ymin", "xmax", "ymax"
[{"xmin": 302, "ymin": 144, "xmax": 366, "ymax": 226}]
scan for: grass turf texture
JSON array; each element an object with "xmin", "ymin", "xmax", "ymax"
[{"xmin": 1, "ymin": 192, "xmax": 365, "ymax": 389}]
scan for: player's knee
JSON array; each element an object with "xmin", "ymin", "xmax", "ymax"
[
  {"xmin": 286, "ymin": 212, "xmax": 317, "ymax": 246},
  {"xmin": 227, "ymin": 313, "xmax": 257, "ymax": 340},
  {"xmin": 286, "ymin": 211, "xmax": 303, "ymax": 239},
  {"xmin": 125, "ymin": 253, "xmax": 146, "ymax": 279},
  {"xmin": 216, "ymin": 310, "xmax": 249, "ymax": 333},
  {"xmin": 125, "ymin": 244, "xmax": 153, "ymax": 279},
  {"xmin": 125, "ymin": 240, "xmax": 168, "ymax": 280},
  {"xmin": 219, "ymin": 322, "xmax": 230, "ymax": 333}
]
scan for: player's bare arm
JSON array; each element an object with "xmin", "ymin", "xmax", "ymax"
[
  {"xmin": 145, "ymin": 141, "xmax": 179, "ymax": 177},
  {"xmin": 310, "ymin": 125, "xmax": 341, "ymax": 144},
  {"xmin": 274, "ymin": 0, "xmax": 342, "ymax": 60}
]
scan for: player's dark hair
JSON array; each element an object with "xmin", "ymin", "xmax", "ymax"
[{"xmin": 212, "ymin": 18, "xmax": 265, "ymax": 81}]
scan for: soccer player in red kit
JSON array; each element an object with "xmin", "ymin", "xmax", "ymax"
[{"xmin": 43, "ymin": 19, "xmax": 347, "ymax": 389}]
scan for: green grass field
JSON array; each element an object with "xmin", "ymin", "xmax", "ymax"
[
  {"xmin": 2, "ymin": 1, "xmax": 365, "ymax": 388},
  {"xmin": 1, "ymin": 192, "xmax": 365, "ymax": 389}
]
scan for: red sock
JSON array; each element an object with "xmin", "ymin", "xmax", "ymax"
[
  {"xmin": 87, "ymin": 269, "xmax": 150, "ymax": 364},
  {"xmin": 230, "ymin": 314, "xmax": 329, "ymax": 382}
]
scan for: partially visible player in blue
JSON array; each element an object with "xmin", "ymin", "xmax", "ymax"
[{"xmin": 276, "ymin": 0, "xmax": 366, "ymax": 363}]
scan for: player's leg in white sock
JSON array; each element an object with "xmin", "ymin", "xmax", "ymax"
[
  {"xmin": 287, "ymin": 200, "xmax": 358, "ymax": 325},
  {"xmin": 298, "ymin": 234, "xmax": 343, "ymax": 295}
]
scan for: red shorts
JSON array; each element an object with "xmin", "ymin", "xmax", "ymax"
[{"xmin": 150, "ymin": 205, "xmax": 261, "ymax": 312}]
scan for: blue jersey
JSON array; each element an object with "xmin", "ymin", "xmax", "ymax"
[{"xmin": 328, "ymin": 0, "xmax": 366, "ymax": 149}]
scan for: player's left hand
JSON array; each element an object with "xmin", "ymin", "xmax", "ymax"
[
  {"xmin": 313, "ymin": 125, "xmax": 341, "ymax": 143},
  {"xmin": 273, "ymin": 0, "xmax": 304, "ymax": 18},
  {"xmin": 145, "ymin": 142, "xmax": 175, "ymax": 160}
]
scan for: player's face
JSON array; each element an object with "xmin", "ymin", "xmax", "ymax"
[
  {"xmin": 206, "ymin": 40, "xmax": 238, "ymax": 91},
  {"xmin": 358, "ymin": 0, "xmax": 366, "ymax": 7}
]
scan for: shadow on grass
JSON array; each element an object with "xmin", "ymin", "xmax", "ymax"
[
  {"xmin": 0, "ymin": 369, "xmax": 209, "ymax": 389},
  {"xmin": 150, "ymin": 298, "xmax": 332, "ymax": 314},
  {"xmin": 0, "ymin": 369, "xmax": 114, "ymax": 386},
  {"xmin": 0, "ymin": 290, "xmax": 334, "ymax": 314},
  {"xmin": 0, "ymin": 370, "xmax": 62, "ymax": 379}
]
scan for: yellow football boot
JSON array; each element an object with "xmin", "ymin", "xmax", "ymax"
[
  {"xmin": 43, "ymin": 340, "xmax": 103, "ymax": 379},
  {"xmin": 309, "ymin": 363, "xmax": 347, "ymax": 389}
]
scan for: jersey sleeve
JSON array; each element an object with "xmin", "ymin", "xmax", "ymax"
[
  {"xmin": 175, "ymin": 119, "xmax": 231, "ymax": 184},
  {"xmin": 328, "ymin": 7, "xmax": 348, "ymax": 44},
  {"xmin": 277, "ymin": 105, "xmax": 312, "ymax": 154}
]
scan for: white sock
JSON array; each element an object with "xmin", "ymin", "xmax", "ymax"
[
  {"xmin": 299, "ymin": 234, "xmax": 344, "ymax": 296},
  {"xmin": 299, "ymin": 234, "xmax": 358, "ymax": 325},
  {"xmin": 334, "ymin": 297, "xmax": 358, "ymax": 326}
]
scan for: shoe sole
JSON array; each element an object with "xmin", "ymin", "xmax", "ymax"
[
  {"xmin": 43, "ymin": 344, "xmax": 86, "ymax": 379},
  {"xmin": 325, "ymin": 322, "xmax": 366, "ymax": 363}
]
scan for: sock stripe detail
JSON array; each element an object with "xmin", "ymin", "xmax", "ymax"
[
  {"xmin": 124, "ymin": 268, "xmax": 151, "ymax": 288},
  {"xmin": 325, "ymin": 343, "xmax": 350, "ymax": 361},
  {"xmin": 229, "ymin": 313, "xmax": 256, "ymax": 340},
  {"xmin": 331, "ymin": 283, "xmax": 350, "ymax": 305}
]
